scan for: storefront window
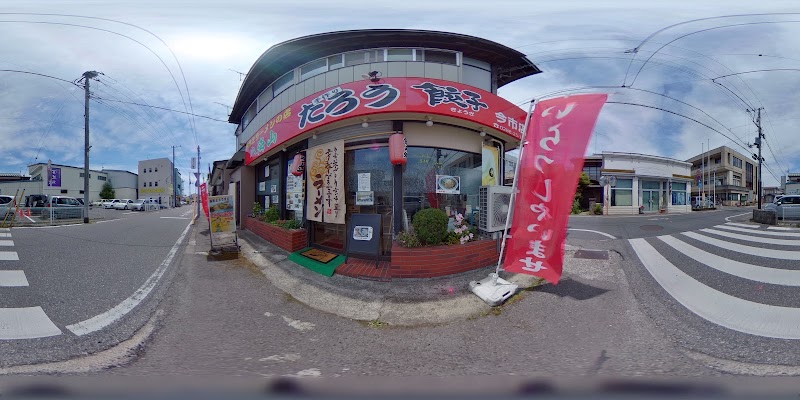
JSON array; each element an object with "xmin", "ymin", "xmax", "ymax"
[
  {"xmin": 345, "ymin": 146, "xmax": 394, "ymax": 255},
  {"xmin": 256, "ymin": 160, "xmax": 281, "ymax": 210},
  {"xmin": 671, "ymin": 182, "xmax": 687, "ymax": 205},
  {"xmin": 611, "ymin": 179, "xmax": 633, "ymax": 206},
  {"xmin": 402, "ymin": 147, "xmax": 481, "ymax": 228}
]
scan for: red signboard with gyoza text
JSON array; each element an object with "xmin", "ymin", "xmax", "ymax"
[{"xmin": 244, "ymin": 77, "xmax": 529, "ymax": 165}]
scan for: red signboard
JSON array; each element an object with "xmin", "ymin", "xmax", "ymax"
[
  {"xmin": 503, "ymin": 94, "xmax": 608, "ymax": 284},
  {"xmin": 245, "ymin": 77, "xmax": 528, "ymax": 165},
  {"xmin": 200, "ymin": 183, "xmax": 210, "ymax": 218}
]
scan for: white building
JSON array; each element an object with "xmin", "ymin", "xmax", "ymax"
[
  {"xmin": 138, "ymin": 158, "xmax": 175, "ymax": 206},
  {"xmin": 601, "ymin": 152, "xmax": 693, "ymax": 215},
  {"xmin": 103, "ymin": 169, "xmax": 138, "ymax": 200},
  {"xmin": 0, "ymin": 163, "xmax": 108, "ymax": 202}
]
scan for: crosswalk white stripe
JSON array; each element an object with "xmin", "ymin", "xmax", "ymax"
[
  {"xmin": 725, "ymin": 222, "xmax": 766, "ymax": 230},
  {"xmin": 0, "ymin": 240, "xmax": 14, "ymax": 246},
  {"xmin": 0, "ymin": 270, "xmax": 29, "ymax": 287},
  {"xmin": 768, "ymin": 226, "xmax": 800, "ymax": 231},
  {"xmin": 0, "ymin": 233, "xmax": 10, "ymax": 238},
  {"xmin": 700, "ymin": 228, "xmax": 800, "ymax": 246},
  {"xmin": 715, "ymin": 224, "xmax": 800, "ymax": 238},
  {"xmin": 682, "ymin": 232, "xmax": 800, "ymax": 260},
  {"xmin": 0, "ymin": 251, "xmax": 19, "ymax": 261},
  {"xmin": 658, "ymin": 235, "xmax": 800, "ymax": 286},
  {"xmin": 0, "ymin": 228, "xmax": 9, "ymax": 232},
  {"xmin": 0, "ymin": 307, "xmax": 61, "ymax": 339},
  {"xmin": 629, "ymin": 238, "xmax": 800, "ymax": 339}
]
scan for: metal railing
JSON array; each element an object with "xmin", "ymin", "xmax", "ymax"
[
  {"xmin": 1, "ymin": 203, "xmax": 163, "ymax": 227},
  {"xmin": 778, "ymin": 204, "xmax": 800, "ymax": 220}
]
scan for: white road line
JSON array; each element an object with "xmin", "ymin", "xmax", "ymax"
[
  {"xmin": 566, "ymin": 228, "xmax": 616, "ymax": 239},
  {"xmin": 768, "ymin": 226, "xmax": 800, "ymax": 231},
  {"xmin": 629, "ymin": 238, "xmax": 800, "ymax": 339},
  {"xmin": 0, "ymin": 270, "xmax": 28, "ymax": 287},
  {"xmin": 94, "ymin": 219, "xmax": 120, "ymax": 224},
  {"xmin": 700, "ymin": 228, "xmax": 800, "ymax": 246},
  {"xmin": 160, "ymin": 217, "xmax": 189, "ymax": 220},
  {"xmin": 658, "ymin": 236, "xmax": 800, "ymax": 286},
  {"xmin": 66, "ymin": 222, "xmax": 192, "ymax": 336},
  {"xmin": 0, "ymin": 233, "xmax": 10, "ymax": 238},
  {"xmin": 725, "ymin": 222, "xmax": 766, "ymax": 229},
  {"xmin": 0, "ymin": 240, "xmax": 14, "ymax": 246},
  {"xmin": 0, "ymin": 228, "xmax": 8, "ymax": 232},
  {"xmin": 122, "ymin": 212, "xmax": 136, "ymax": 215},
  {"xmin": 0, "ymin": 252, "xmax": 19, "ymax": 261},
  {"xmin": 725, "ymin": 212, "xmax": 752, "ymax": 222},
  {"xmin": 0, "ymin": 307, "xmax": 61, "ymax": 340},
  {"xmin": 715, "ymin": 224, "xmax": 800, "ymax": 238},
  {"xmin": 681, "ymin": 232, "xmax": 800, "ymax": 260}
]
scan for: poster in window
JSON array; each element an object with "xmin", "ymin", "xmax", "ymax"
[
  {"xmin": 258, "ymin": 181, "xmax": 266, "ymax": 192},
  {"xmin": 306, "ymin": 139, "xmax": 346, "ymax": 224},
  {"xmin": 355, "ymin": 191, "xmax": 374, "ymax": 205},
  {"xmin": 287, "ymin": 158, "xmax": 305, "ymax": 212},
  {"xmin": 270, "ymin": 184, "xmax": 277, "ymax": 193},
  {"xmin": 435, "ymin": 175, "xmax": 460, "ymax": 194},
  {"xmin": 271, "ymin": 195, "xmax": 279, "ymax": 205},
  {"xmin": 357, "ymin": 173, "xmax": 371, "ymax": 192},
  {"xmin": 481, "ymin": 145, "xmax": 499, "ymax": 186}
]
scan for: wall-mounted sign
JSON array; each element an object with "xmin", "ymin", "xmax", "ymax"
[
  {"xmin": 141, "ymin": 187, "xmax": 166, "ymax": 194},
  {"xmin": 481, "ymin": 145, "xmax": 499, "ymax": 186},
  {"xmin": 245, "ymin": 78, "xmax": 528, "ymax": 165},
  {"xmin": 287, "ymin": 158, "xmax": 305, "ymax": 213},
  {"xmin": 47, "ymin": 167, "xmax": 61, "ymax": 187},
  {"xmin": 306, "ymin": 139, "xmax": 345, "ymax": 224}
]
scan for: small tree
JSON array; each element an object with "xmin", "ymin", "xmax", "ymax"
[
  {"xmin": 100, "ymin": 182, "xmax": 115, "ymax": 199},
  {"xmin": 574, "ymin": 172, "xmax": 591, "ymax": 208}
]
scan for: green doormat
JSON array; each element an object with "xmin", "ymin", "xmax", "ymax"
[{"xmin": 288, "ymin": 247, "xmax": 347, "ymax": 277}]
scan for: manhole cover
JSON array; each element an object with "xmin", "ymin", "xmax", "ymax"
[
  {"xmin": 639, "ymin": 224, "xmax": 664, "ymax": 231},
  {"xmin": 573, "ymin": 250, "xmax": 609, "ymax": 260}
]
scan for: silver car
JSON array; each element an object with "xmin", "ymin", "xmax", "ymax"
[{"xmin": 764, "ymin": 195, "xmax": 800, "ymax": 220}]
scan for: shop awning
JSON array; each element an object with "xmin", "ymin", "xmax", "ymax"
[{"xmin": 225, "ymin": 148, "xmax": 245, "ymax": 170}]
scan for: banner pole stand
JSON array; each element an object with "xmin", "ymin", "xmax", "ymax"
[{"xmin": 470, "ymin": 99, "xmax": 537, "ymax": 306}]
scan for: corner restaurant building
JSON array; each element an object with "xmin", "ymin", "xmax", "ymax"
[{"xmin": 227, "ymin": 29, "xmax": 541, "ymax": 260}]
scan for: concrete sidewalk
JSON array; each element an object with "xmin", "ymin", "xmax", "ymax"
[{"xmin": 237, "ymin": 229, "xmax": 604, "ymax": 326}]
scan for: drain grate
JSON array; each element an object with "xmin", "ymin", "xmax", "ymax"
[
  {"xmin": 639, "ymin": 224, "xmax": 664, "ymax": 231},
  {"xmin": 573, "ymin": 249, "xmax": 609, "ymax": 260}
]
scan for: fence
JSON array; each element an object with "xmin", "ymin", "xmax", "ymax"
[
  {"xmin": 778, "ymin": 205, "xmax": 800, "ymax": 220},
  {"xmin": 1, "ymin": 203, "xmax": 161, "ymax": 227}
]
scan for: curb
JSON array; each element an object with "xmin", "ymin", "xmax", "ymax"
[{"xmin": 237, "ymin": 233, "xmax": 540, "ymax": 326}]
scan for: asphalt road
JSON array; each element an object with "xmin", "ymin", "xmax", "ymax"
[{"xmin": 0, "ymin": 206, "xmax": 193, "ymax": 366}]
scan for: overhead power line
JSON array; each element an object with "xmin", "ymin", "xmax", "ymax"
[{"xmin": 90, "ymin": 96, "xmax": 229, "ymax": 122}]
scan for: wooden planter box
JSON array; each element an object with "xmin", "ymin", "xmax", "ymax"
[
  {"xmin": 390, "ymin": 239, "xmax": 498, "ymax": 278},
  {"xmin": 243, "ymin": 217, "xmax": 307, "ymax": 253}
]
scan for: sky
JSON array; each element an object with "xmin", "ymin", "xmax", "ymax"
[{"xmin": 2, "ymin": 0, "xmax": 800, "ymax": 190}]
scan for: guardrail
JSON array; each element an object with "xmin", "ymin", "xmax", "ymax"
[{"xmin": 779, "ymin": 204, "xmax": 800, "ymax": 220}]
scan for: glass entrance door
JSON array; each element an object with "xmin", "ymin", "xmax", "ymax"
[{"xmin": 641, "ymin": 180, "xmax": 661, "ymax": 212}]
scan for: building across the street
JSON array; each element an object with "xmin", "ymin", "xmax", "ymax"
[
  {"xmin": 784, "ymin": 173, "xmax": 800, "ymax": 196},
  {"xmin": 596, "ymin": 152, "xmax": 693, "ymax": 215},
  {"xmin": 138, "ymin": 158, "xmax": 176, "ymax": 206},
  {"xmin": 0, "ymin": 163, "xmax": 108, "ymax": 201},
  {"xmin": 685, "ymin": 145, "xmax": 758, "ymax": 206},
  {"xmin": 224, "ymin": 29, "xmax": 540, "ymax": 260}
]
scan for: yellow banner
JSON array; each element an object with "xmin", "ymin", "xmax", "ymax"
[{"xmin": 482, "ymin": 144, "xmax": 499, "ymax": 186}]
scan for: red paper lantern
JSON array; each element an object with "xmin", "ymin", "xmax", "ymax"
[
  {"xmin": 389, "ymin": 133, "xmax": 407, "ymax": 166},
  {"xmin": 291, "ymin": 153, "xmax": 304, "ymax": 176}
]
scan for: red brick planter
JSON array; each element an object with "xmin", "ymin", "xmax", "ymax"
[
  {"xmin": 243, "ymin": 217, "xmax": 307, "ymax": 253},
  {"xmin": 390, "ymin": 239, "xmax": 498, "ymax": 278}
]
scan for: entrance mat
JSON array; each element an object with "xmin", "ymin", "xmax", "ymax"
[
  {"xmin": 300, "ymin": 248, "xmax": 338, "ymax": 263},
  {"xmin": 288, "ymin": 247, "xmax": 346, "ymax": 277}
]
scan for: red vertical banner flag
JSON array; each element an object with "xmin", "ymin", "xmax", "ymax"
[
  {"xmin": 503, "ymin": 94, "xmax": 608, "ymax": 284},
  {"xmin": 200, "ymin": 183, "xmax": 210, "ymax": 218}
]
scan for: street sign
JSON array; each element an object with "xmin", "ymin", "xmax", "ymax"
[
  {"xmin": 191, "ymin": 157, "xmax": 196, "ymax": 169},
  {"xmin": 194, "ymin": 172, "xmax": 201, "ymax": 179}
]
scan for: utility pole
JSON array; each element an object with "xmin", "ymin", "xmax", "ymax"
[
  {"xmin": 197, "ymin": 145, "xmax": 201, "ymax": 215},
  {"xmin": 172, "ymin": 145, "xmax": 181, "ymax": 207},
  {"xmin": 748, "ymin": 108, "xmax": 766, "ymax": 209},
  {"xmin": 81, "ymin": 71, "xmax": 100, "ymax": 224}
]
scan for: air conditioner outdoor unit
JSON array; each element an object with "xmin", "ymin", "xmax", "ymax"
[{"xmin": 479, "ymin": 185, "xmax": 513, "ymax": 232}]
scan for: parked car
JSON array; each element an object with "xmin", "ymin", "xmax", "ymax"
[
  {"xmin": 91, "ymin": 199, "xmax": 105, "ymax": 207},
  {"xmin": 0, "ymin": 195, "xmax": 15, "ymax": 220},
  {"xmin": 0, "ymin": 195, "xmax": 14, "ymax": 205},
  {"xmin": 75, "ymin": 198, "xmax": 84, "ymax": 206},
  {"xmin": 131, "ymin": 198, "xmax": 156, "ymax": 211},
  {"xmin": 113, "ymin": 199, "xmax": 135, "ymax": 210},
  {"xmin": 25, "ymin": 194, "xmax": 49, "ymax": 208},
  {"xmin": 765, "ymin": 195, "xmax": 800, "ymax": 220},
  {"xmin": 40, "ymin": 196, "xmax": 83, "ymax": 219},
  {"xmin": 102, "ymin": 199, "xmax": 120, "ymax": 209}
]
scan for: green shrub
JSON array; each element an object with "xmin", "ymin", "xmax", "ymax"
[
  {"xmin": 396, "ymin": 230, "xmax": 422, "ymax": 248},
  {"xmin": 273, "ymin": 219, "xmax": 302, "ymax": 230},
  {"xmin": 252, "ymin": 202, "xmax": 263, "ymax": 217},
  {"xmin": 571, "ymin": 199, "xmax": 582, "ymax": 214},
  {"xmin": 593, "ymin": 203, "xmax": 603, "ymax": 215},
  {"xmin": 412, "ymin": 208, "xmax": 449, "ymax": 246},
  {"xmin": 265, "ymin": 205, "xmax": 280, "ymax": 222}
]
